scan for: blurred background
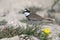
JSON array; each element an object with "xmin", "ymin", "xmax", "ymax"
[{"xmin": 0, "ymin": 0, "xmax": 60, "ymax": 40}]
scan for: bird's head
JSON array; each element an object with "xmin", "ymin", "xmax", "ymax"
[{"xmin": 23, "ymin": 8, "xmax": 31, "ymax": 17}]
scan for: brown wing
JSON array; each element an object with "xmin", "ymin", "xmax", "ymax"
[{"xmin": 28, "ymin": 13, "xmax": 44, "ymax": 21}]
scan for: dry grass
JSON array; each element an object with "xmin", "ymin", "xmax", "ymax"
[{"xmin": 0, "ymin": 24, "xmax": 51, "ymax": 40}]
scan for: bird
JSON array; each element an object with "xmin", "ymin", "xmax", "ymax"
[
  {"xmin": 23, "ymin": 8, "xmax": 45, "ymax": 25},
  {"xmin": 23, "ymin": 8, "xmax": 44, "ymax": 21}
]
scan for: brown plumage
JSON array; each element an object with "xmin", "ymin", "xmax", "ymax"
[
  {"xmin": 23, "ymin": 8, "xmax": 54, "ymax": 24},
  {"xmin": 26, "ymin": 13, "xmax": 44, "ymax": 21}
]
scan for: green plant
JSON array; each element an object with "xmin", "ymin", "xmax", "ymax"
[
  {"xmin": 0, "ymin": 24, "xmax": 51, "ymax": 40},
  {"xmin": 38, "ymin": 28, "xmax": 51, "ymax": 40},
  {"xmin": 23, "ymin": 25, "xmax": 39, "ymax": 36},
  {"xmin": 0, "ymin": 25, "xmax": 25, "ymax": 39},
  {"xmin": 0, "ymin": 24, "xmax": 40, "ymax": 39}
]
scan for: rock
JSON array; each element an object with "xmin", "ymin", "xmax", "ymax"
[
  {"xmin": 30, "ymin": 36, "xmax": 39, "ymax": 40},
  {"xmin": 9, "ymin": 36, "xmax": 19, "ymax": 40},
  {"xmin": 19, "ymin": 34, "xmax": 39, "ymax": 40}
]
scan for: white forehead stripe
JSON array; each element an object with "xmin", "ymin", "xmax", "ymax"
[
  {"xmin": 24, "ymin": 10, "xmax": 27, "ymax": 11},
  {"xmin": 24, "ymin": 12, "xmax": 30, "ymax": 16}
]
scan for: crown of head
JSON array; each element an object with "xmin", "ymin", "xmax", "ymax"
[{"xmin": 24, "ymin": 9, "xmax": 30, "ymax": 12}]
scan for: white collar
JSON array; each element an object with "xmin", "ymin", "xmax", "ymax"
[{"xmin": 24, "ymin": 12, "xmax": 30, "ymax": 16}]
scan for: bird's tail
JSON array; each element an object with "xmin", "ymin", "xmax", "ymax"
[{"xmin": 42, "ymin": 17, "xmax": 55, "ymax": 23}]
